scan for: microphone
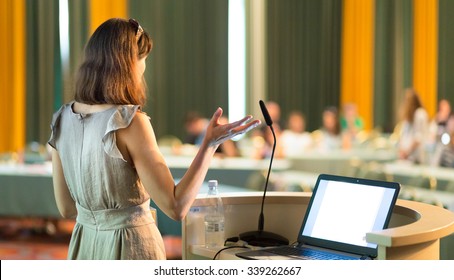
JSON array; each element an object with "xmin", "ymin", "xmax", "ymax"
[
  {"xmin": 238, "ymin": 100, "xmax": 289, "ymax": 247},
  {"xmin": 259, "ymin": 100, "xmax": 273, "ymax": 126}
]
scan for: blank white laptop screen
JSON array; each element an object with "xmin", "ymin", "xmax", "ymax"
[{"xmin": 301, "ymin": 178, "xmax": 398, "ymax": 250}]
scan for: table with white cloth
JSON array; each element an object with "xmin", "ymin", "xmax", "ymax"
[
  {"xmin": 384, "ymin": 161, "xmax": 454, "ymax": 190},
  {"xmin": 163, "ymin": 155, "xmax": 291, "ymax": 187}
]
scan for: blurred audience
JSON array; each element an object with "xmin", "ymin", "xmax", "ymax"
[
  {"xmin": 314, "ymin": 106, "xmax": 342, "ymax": 152},
  {"xmin": 280, "ymin": 111, "xmax": 313, "ymax": 157},
  {"xmin": 183, "ymin": 111, "xmax": 208, "ymax": 146},
  {"xmin": 395, "ymin": 88, "xmax": 430, "ymax": 164},
  {"xmin": 264, "ymin": 100, "xmax": 283, "ymax": 130},
  {"xmin": 183, "ymin": 112, "xmax": 241, "ymax": 157},
  {"xmin": 432, "ymin": 99, "xmax": 451, "ymax": 133},
  {"xmin": 251, "ymin": 123, "xmax": 285, "ymax": 159},
  {"xmin": 251, "ymin": 100, "xmax": 283, "ymax": 136},
  {"xmin": 340, "ymin": 103, "xmax": 364, "ymax": 149},
  {"xmin": 432, "ymin": 113, "xmax": 454, "ymax": 167},
  {"xmin": 340, "ymin": 103, "xmax": 364, "ymax": 133},
  {"xmin": 250, "ymin": 100, "xmax": 285, "ymax": 159},
  {"xmin": 428, "ymin": 99, "xmax": 451, "ymax": 152}
]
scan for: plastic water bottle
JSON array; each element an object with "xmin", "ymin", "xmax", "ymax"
[{"xmin": 204, "ymin": 180, "xmax": 225, "ymax": 248}]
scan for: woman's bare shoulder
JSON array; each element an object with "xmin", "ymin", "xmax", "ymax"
[{"xmin": 118, "ymin": 111, "xmax": 157, "ymax": 144}]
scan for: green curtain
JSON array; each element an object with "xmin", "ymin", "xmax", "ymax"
[
  {"xmin": 374, "ymin": 0, "xmax": 413, "ymax": 133},
  {"xmin": 266, "ymin": 0, "xmax": 342, "ymax": 131},
  {"xmin": 438, "ymin": 0, "xmax": 454, "ymax": 103},
  {"xmin": 128, "ymin": 0, "xmax": 229, "ymax": 141},
  {"xmin": 66, "ymin": 0, "xmax": 89, "ymax": 104},
  {"xmin": 26, "ymin": 0, "xmax": 61, "ymax": 145},
  {"xmin": 27, "ymin": 0, "xmax": 453, "ymax": 144}
]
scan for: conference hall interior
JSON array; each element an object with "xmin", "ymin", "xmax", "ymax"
[{"xmin": 1, "ymin": 0, "xmax": 454, "ymax": 260}]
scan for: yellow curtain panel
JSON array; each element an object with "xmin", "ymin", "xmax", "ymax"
[
  {"xmin": 340, "ymin": 0, "xmax": 375, "ymax": 130},
  {"xmin": 89, "ymin": 0, "xmax": 128, "ymax": 34},
  {"xmin": 413, "ymin": 0, "xmax": 438, "ymax": 118},
  {"xmin": 0, "ymin": 0, "xmax": 25, "ymax": 154}
]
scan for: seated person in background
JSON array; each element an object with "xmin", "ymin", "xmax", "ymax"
[
  {"xmin": 428, "ymin": 99, "xmax": 451, "ymax": 155},
  {"xmin": 431, "ymin": 99, "xmax": 451, "ymax": 137},
  {"xmin": 250, "ymin": 100, "xmax": 285, "ymax": 159},
  {"xmin": 183, "ymin": 112, "xmax": 240, "ymax": 157},
  {"xmin": 280, "ymin": 111, "xmax": 313, "ymax": 157},
  {"xmin": 183, "ymin": 111, "xmax": 208, "ymax": 146},
  {"xmin": 250, "ymin": 100, "xmax": 283, "ymax": 138},
  {"xmin": 340, "ymin": 103, "xmax": 364, "ymax": 132},
  {"xmin": 251, "ymin": 122, "xmax": 285, "ymax": 160},
  {"xmin": 431, "ymin": 113, "xmax": 454, "ymax": 167},
  {"xmin": 396, "ymin": 88, "xmax": 430, "ymax": 164},
  {"xmin": 314, "ymin": 106, "xmax": 342, "ymax": 152},
  {"xmin": 340, "ymin": 103, "xmax": 364, "ymax": 149},
  {"xmin": 264, "ymin": 100, "xmax": 284, "ymax": 129}
]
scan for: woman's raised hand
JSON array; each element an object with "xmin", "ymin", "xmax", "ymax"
[{"xmin": 204, "ymin": 107, "xmax": 261, "ymax": 147}]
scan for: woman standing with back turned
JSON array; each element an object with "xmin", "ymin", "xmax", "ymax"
[{"xmin": 47, "ymin": 18, "xmax": 260, "ymax": 260}]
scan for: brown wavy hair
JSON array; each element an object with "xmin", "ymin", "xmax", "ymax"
[{"xmin": 74, "ymin": 18, "xmax": 152, "ymax": 107}]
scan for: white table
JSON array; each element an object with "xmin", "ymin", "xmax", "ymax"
[
  {"xmin": 384, "ymin": 161, "xmax": 454, "ymax": 190},
  {"xmin": 288, "ymin": 149, "xmax": 397, "ymax": 175}
]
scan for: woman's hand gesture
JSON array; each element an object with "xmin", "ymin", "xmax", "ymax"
[{"xmin": 204, "ymin": 107, "xmax": 261, "ymax": 147}]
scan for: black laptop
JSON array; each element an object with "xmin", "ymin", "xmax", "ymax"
[{"xmin": 236, "ymin": 173, "xmax": 400, "ymax": 260}]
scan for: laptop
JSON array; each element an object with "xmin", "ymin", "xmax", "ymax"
[{"xmin": 236, "ymin": 173, "xmax": 400, "ymax": 260}]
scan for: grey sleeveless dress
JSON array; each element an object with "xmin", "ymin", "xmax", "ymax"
[{"xmin": 48, "ymin": 101, "xmax": 166, "ymax": 260}]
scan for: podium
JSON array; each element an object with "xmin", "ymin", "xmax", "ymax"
[{"xmin": 182, "ymin": 192, "xmax": 454, "ymax": 260}]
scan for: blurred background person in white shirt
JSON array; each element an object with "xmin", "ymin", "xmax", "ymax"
[
  {"xmin": 314, "ymin": 106, "xmax": 342, "ymax": 152},
  {"xmin": 281, "ymin": 110, "xmax": 313, "ymax": 157}
]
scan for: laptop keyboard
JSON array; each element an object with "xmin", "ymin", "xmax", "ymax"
[{"xmin": 264, "ymin": 246, "xmax": 358, "ymax": 260}]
